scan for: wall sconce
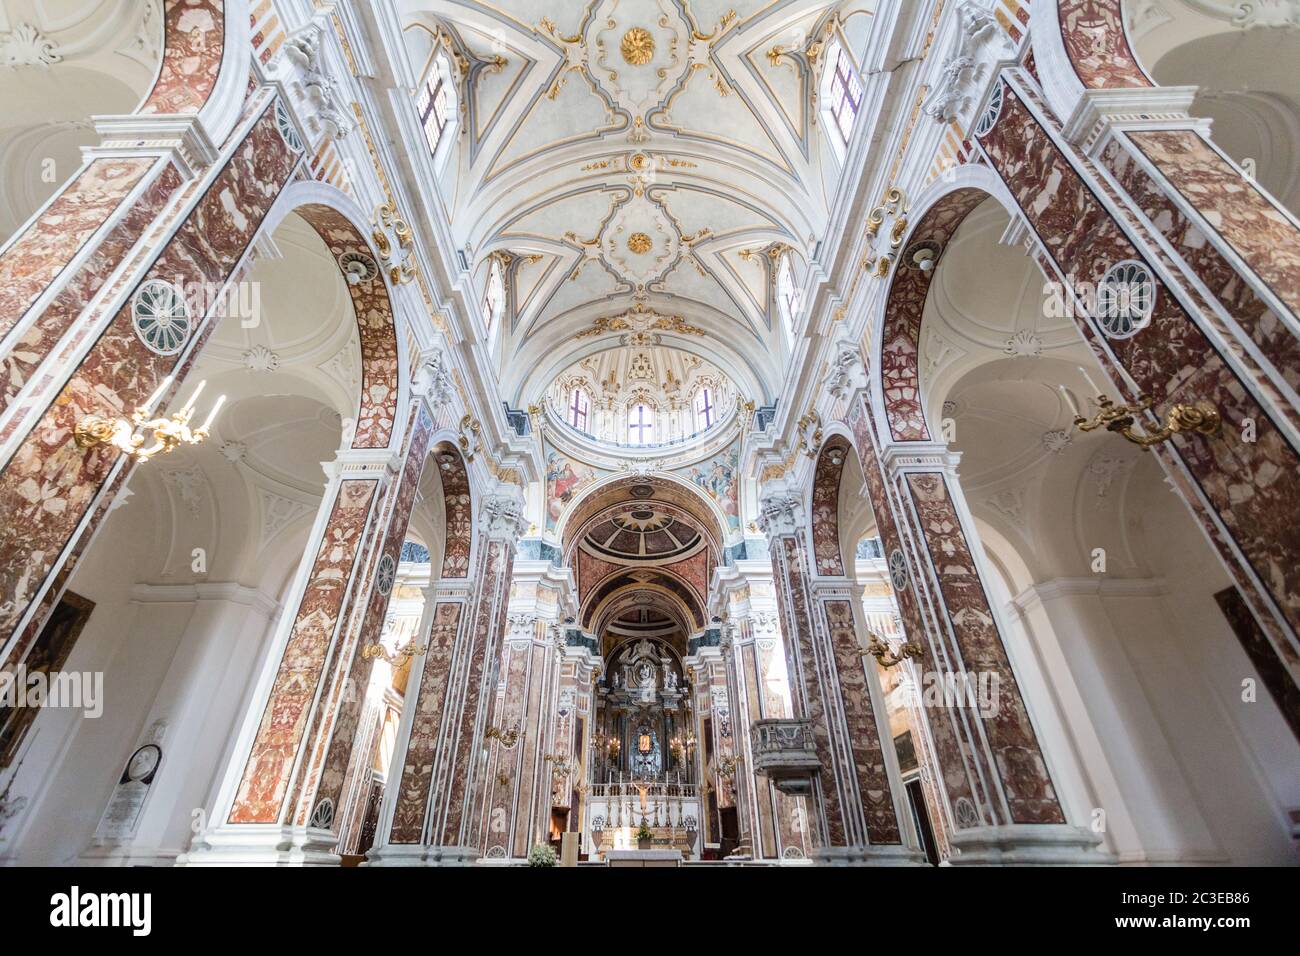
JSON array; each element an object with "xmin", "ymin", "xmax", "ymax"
[
  {"xmin": 544, "ymin": 754, "xmax": 572, "ymax": 777},
  {"xmin": 485, "ymin": 725, "xmax": 521, "ymax": 748},
  {"xmin": 75, "ymin": 376, "xmax": 225, "ymax": 464},
  {"xmin": 1065, "ymin": 389, "xmax": 1221, "ymax": 449},
  {"xmin": 867, "ymin": 633, "xmax": 924, "ymax": 668},
  {"xmin": 361, "ymin": 639, "xmax": 426, "ymax": 666}
]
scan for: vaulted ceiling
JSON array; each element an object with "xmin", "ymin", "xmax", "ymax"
[{"xmin": 400, "ymin": 0, "xmax": 880, "ymax": 404}]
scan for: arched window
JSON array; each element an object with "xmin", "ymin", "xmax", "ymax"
[
  {"xmin": 483, "ymin": 256, "xmax": 506, "ymax": 339},
  {"xmin": 824, "ymin": 44, "xmax": 863, "ymax": 148},
  {"xmin": 568, "ymin": 387, "xmax": 590, "ymax": 432},
  {"xmin": 693, "ymin": 386, "xmax": 715, "ymax": 432},
  {"xmin": 628, "ymin": 403, "xmax": 655, "ymax": 445},
  {"xmin": 777, "ymin": 252, "xmax": 799, "ymax": 342},
  {"xmin": 416, "ymin": 55, "xmax": 455, "ymax": 157}
]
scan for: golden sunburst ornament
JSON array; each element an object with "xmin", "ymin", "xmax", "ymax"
[
  {"xmin": 627, "ymin": 232, "xmax": 653, "ymax": 254},
  {"xmin": 621, "ymin": 27, "xmax": 655, "ymax": 66}
]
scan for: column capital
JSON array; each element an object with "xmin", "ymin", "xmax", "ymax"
[
  {"xmin": 877, "ymin": 441, "xmax": 960, "ymax": 481},
  {"xmin": 1058, "ymin": 84, "xmax": 1203, "ymax": 155},
  {"xmin": 86, "ymin": 113, "xmax": 219, "ymax": 178},
  {"xmin": 411, "ymin": 345, "xmax": 456, "ymax": 407},
  {"xmin": 826, "ymin": 333, "xmax": 869, "ymax": 400}
]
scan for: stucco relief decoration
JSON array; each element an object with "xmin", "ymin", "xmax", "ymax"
[
  {"xmin": 281, "ymin": 23, "xmax": 354, "ymax": 142},
  {"xmin": 600, "ymin": 193, "xmax": 680, "ymax": 287},
  {"xmin": 591, "ymin": 1, "xmax": 687, "ymax": 118},
  {"xmin": 620, "ymin": 27, "xmax": 655, "ymax": 65},
  {"xmin": 0, "ymin": 23, "xmax": 61, "ymax": 66},
  {"xmin": 758, "ymin": 486, "xmax": 803, "ymax": 539},
  {"xmin": 922, "ymin": 2, "xmax": 1012, "ymax": 129},
  {"xmin": 826, "ymin": 335, "xmax": 867, "ymax": 399},
  {"xmin": 413, "ymin": 348, "xmax": 455, "ymax": 406}
]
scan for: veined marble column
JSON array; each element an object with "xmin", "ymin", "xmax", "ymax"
[
  {"xmin": 550, "ymin": 635, "xmax": 600, "ymax": 852},
  {"xmin": 180, "ymin": 403, "xmax": 436, "ymax": 865},
  {"xmin": 970, "ymin": 61, "xmax": 1300, "ymax": 728},
  {"xmin": 178, "ymin": 451, "xmax": 387, "ymax": 865},
  {"xmin": 714, "ymin": 561, "xmax": 814, "ymax": 862},
  {"xmin": 759, "ymin": 484, "xmax": 923, "ymax": 866},
  {"xmin": 685, "ymin": 639, "xmax": 742, "ymax": 855},
  {"xmin": 847, "ymin": 391, "xmax": 1104, "ymax": 864},
  {"xmin": 368, "ymin": 487, "xmax": 526, "ymax": 865},
  {"xmin": 478, "ymin": 615, "xmax": 558, "ymax": 861},
  {"xmin": 478, "ymin": 555, "xmax": 579, "ymax": 861}
]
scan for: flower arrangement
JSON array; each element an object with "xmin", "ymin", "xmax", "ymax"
[
  {"xmin": 527, "ymin": 843, "xmax": 557, "ymax": 867},
  {"xmin": 636, "ymin": 823, "xmax": 653, "ymax": 846}
]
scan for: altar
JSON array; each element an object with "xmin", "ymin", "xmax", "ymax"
[{"xmin": 605, "ymin": 849, "xmax": 683, "ymax": 868}]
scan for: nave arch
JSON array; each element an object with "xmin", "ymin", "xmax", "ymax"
[{"xmin": 884, "ymin": 183, "xmax": 1300, "ymax": 863}]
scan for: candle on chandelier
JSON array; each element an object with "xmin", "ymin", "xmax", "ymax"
[
  {"xmin": 1078, "ymin": 366, "xmax": 1103, "ymax": 399},
  {"xmin": 141, "ymin": 375, "xmax": 174, "ymax": 416},
  {"xmin": 179, "ymin": 380, "xmax": 206, "ymax": 416},
  {"xmin": 1058, "ymin": 384, "xmax": 1080, "ymax": 417},
  {"xmin": 199, "ymin": 394, "xmax": 227, "ymax": 433}
]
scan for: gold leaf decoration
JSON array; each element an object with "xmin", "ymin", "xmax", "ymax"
[{"xmin": 620, "ymin": 27, "xmax": 655, "ymax": 66}]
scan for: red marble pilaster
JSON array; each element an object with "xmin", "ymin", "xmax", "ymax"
[
  {"xmin": 846, "ymin": 397, "xmax": 1010, "ymax": 831},
  {"xmin": 286, "ymin": 407, "xmax": 435, "ymax": 828},
  {"xmin": 977, "ymin": 76, "xmax": 1300, "ymax": 679},
  {"xmin": 765, "ymin": 503, "xmax": 906, "ymax": 851},
  {"xmin": 227, "ymin": 478, "xmax": 380, "ymax": 823},
  {"xmin": 479, "ymin": 626, "xmax": 554, "ymax": 859},
  {"xmin": 0, "ymin": 99, "xmax": 300, "ymax": 671}
]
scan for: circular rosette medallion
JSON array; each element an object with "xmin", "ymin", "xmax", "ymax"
[{"xmin": 132, "ymin": 279, "xmax": 192, "ymax": 356}]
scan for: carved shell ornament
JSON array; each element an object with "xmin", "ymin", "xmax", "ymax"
[{"xmin": 621, "ymin": 27, "xmax": 655, "ymax": 66}]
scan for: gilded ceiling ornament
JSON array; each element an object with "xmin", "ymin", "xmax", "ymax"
[
  {"xmin": 620, "ymin": 27, "xmax": 655, "ymax": 66},
  {"xmin": 627, "ymin": 232, "xmax": 653, "ymax": 254}
]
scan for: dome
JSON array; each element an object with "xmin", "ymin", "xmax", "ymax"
[{"xmin": 545, "ymin": 346, "xmax": 736, "ymax": 449}]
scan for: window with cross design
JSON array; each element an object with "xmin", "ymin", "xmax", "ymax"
[
  {"xmin": 568, "ymin": 387, "xmax": 590, "ymax": 432},
  {"xmin": 693, "ymin": 386, "xmax": 715, "ymax": 431},
  {"xmin": 628, "ymin": 403, "xmax": 654, "ymax": 445}
]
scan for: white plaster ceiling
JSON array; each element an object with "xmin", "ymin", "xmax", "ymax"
[
  {"xmin": 402, "ymin": 0, "xmax": 879, "ymax": 403},
  {"xmin": 1125, "ymin": 0, "xmax": 1300, "ymax": 216},
  {"xmin": 920, "ymin": 200, "xmax": 1160, "ymax": 581},
  {"xmin": 203, "ymin": 211, "xmax": 364, "ymax": 423}
]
